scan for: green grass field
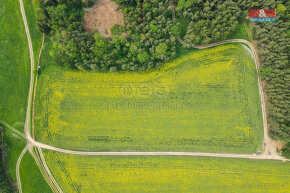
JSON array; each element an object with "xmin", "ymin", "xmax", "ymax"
[
  {"xmin": 0, "ymin": 0, "xmax": 30, "ymax": 129},
  {"xmin": 43, "ymin": 150, "xmax": 290, "ymax": 193},
  {"xmin": 228, "ymin": 23, "xmax": 250, "ymax": 41},
  {"xmin": 35, "ymin": 43, "xmax": 263, "ymax": 153},
  {"xmin": 20, "ymin": 152, "xmax": 53, "ymax": 193},
  {"xmin": 0, "ymin": 0, "xmax": 52, "ymax": 192}
]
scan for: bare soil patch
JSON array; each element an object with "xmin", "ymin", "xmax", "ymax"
[{"xmin": 83, "ymin": 0, "xmax": 124, "ymax": 37}]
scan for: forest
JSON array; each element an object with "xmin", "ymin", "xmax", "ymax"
[
  {"xmin": 254, "ymin": 0, "xmax": 289, "ymax": 155},
  {"xmin": 37, "ymin": 0, "xmax": 179, "ymax": 71},
  {"xmin": 36, "ymin": 0, "xmax": 250, "ymax": 72}
]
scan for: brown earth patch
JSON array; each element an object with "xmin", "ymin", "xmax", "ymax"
[{"xmin": 83, "ymin": 0, "xmax": 124, "ymax": 37}]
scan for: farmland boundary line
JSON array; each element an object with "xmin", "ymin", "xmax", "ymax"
[{"xmin": 26, "ymin": 39, "xmax": 285, "ymax": 161}]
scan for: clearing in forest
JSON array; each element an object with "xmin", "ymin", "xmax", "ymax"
[
  {"xmin": 83, "ymin": 0, "xmax": 123, "ymax": 36},
  {"xmin": 34, "ymin": 43, "xmax": 263, "ymax": 153}
]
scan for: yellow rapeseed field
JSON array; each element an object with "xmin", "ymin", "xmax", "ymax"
[
  {"xmin": 43, "ymin": 150, "xmax": 290, "ymax": 193},
  {"xmin": 35, "ymin": 43, "xmax": 263, "ymax": 153}
]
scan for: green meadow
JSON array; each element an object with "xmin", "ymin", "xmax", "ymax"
[{"xmin": 0, "ymin": 0, "xmax": 52, "ymax": 192}]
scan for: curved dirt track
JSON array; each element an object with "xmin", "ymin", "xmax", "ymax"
[
  {"xmin": 26, "ymin": 39, "xmax": 287, "ymax": 161},
  {"xmin": 17, "ymin": 0, "xmax": 62, "ymax": 192},
  {"xmin": 16, "ymin": 145, "xmax": 28, "ymax": 193},
  {"xmin": 178, "ymin": 38, "xmax": 279, "ymax": 159},
  {"xmin": 16, "ymin": 0, "xmax": 35, "ymax": 191},
  {"xmin": 19, "ymin": 0, "xmax": 34, "ymax": 139}
]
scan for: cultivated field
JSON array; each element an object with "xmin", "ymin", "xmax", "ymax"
[
  {"xmin": 35, "ymin": 43, "xmax": 263, "ymax": 153},
  {"xmin": 43, "ymin": 150, "xmax": 290, "ymax": 193}
]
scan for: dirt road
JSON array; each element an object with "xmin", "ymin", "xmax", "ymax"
[
  {"xmin": 25, "ymin": 38, "xmax": 285, "ymax": 161},
  {"xmin": 11, "ymin": 0, "xmax": 289, "ymax": 192},
  {"xmin": 17, "ymin": 0, "xmax": 62, "ymax": 192}
]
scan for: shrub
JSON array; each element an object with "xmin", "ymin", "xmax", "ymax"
[
  {"xmin": 111, "ymin": 24, "xmax": 125, "ymax": 36},
  {"xmin": 259, "ymin": 66, "xmax": 272, "ymax": 80}
]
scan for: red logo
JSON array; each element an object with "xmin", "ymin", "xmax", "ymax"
[{"xmin": 250, "ymin": 9, "xmax": 276, "ymax": 18}]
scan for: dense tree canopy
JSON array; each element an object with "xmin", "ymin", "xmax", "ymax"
[
  {"xmin": 179, "ymin": 0, "xmax": 242, "ymax": 45},
  {"xmin": 37, "ymin": 0, "xmax": 179, "ymax": 71},
  {"xmin": 254, "ymin": 0, "xmax": 289, "ymax": 145},
  {"xmin": 36, "ymin": 0, "xmax": 253, "ymax": 70}
]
